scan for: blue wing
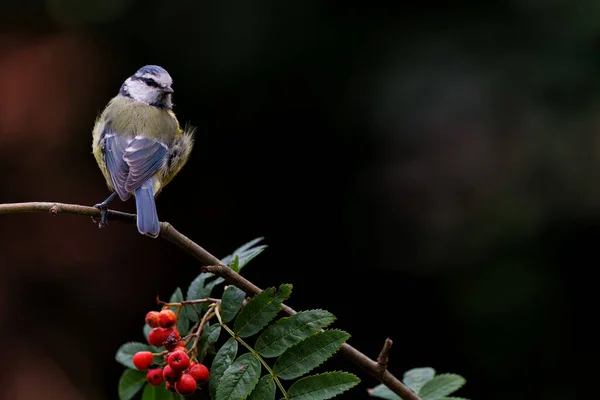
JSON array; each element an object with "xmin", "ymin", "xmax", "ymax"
[
  {"xmin": 104, "ymin": 124, "xmax": 168, "ymax": 201},
  {"xmin": 105, "ymin": 130, "xmax": 131, "ymax": 201},
  {"xmin": 123, "ymin": 137, "xmax": 168, "ymax": 193}
]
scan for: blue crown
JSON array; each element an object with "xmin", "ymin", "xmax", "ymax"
[{"xmin": 135, "ymin": 65, "xmax": 168, "ymax": 77}]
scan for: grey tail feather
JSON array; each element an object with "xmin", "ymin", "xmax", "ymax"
[{"xmin": 134, "ymin": 180, "xmax": 159, "ymax": 238}]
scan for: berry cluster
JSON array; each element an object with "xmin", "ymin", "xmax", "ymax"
[{"xmin": 132, "ymin": 309, "xmax": 210, "ymax": 396}]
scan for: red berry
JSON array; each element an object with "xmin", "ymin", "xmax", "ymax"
[
  {"xmin": 132, "ymin": 351, "xmax": 154, "ymax": 371},
  {"xmin": 159, "ymin": 309, "xmax": 177, "ymax": 328},
  {"xmin": 146, "ymin": 368, "xmax": 164, "ymax": 386},
  {"xmin": 165, "ymin": 380, "xmax": 177, "ymax": 392},
  {"xmin": 148, "ymin": 328, "xmax": 166, "ymax": 347},
  {"xmin": 148, "ymin": 327, "xmax": 180, "ymax": 347},
  {"xmin": 168, "ymin": 350, "xmax": 190, "ymax": 371},
  {"xmin": 190, "ymin": 363, "xmax": 210, "ymax": 384},
  {"xmin": 145, "ymin": 311, "xmax": 160, "ymax": 328},
  {"xmin": 163, "ymin": 364, "xmax": 182, "ymax": 383},
  {"xmin": 173, "ymin": 345, "xmax": 188, "ymax": 354},
  {"xmin": 175, "ymin": 374, "xmax": 197, "ymax": 396}
]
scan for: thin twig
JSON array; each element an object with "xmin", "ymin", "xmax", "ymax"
[
  {"xmin": 377, "ymin": 338, "xmax": 393, "ymax": 370},
  {"xmin": 159, "ymin": 298, "xmax": 221, "ymax": 307},
  {"xmin": 191, "ymin": 305, "xmax": 216, "ymax": 360},
  {"xmin": 0, "ymin": 201, "xmax": 421, "ymax": 400}
]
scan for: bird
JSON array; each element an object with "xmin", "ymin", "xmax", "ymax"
[{"xmin": 91, "ymin": 65, "xmax": 195, "ymax": 238}]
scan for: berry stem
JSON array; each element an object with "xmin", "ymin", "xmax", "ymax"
[
  {"xmin": 214, "ymin": 304, "xmax": 290, "ymax": 400},
  {"xmin": 158, "ymin": 298, "xmax": 221, "ymax": 307},
  {"xmin": 173, "ymin": 304, "xmax": 183, "ymax": 323},
  {"xmin": 190, "ymin": 303, "xmax": 217, "ymax": 361}
]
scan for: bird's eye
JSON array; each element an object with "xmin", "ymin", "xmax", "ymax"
[{"xmin": 143, "ymin": 77, "xmax": 160, "ymax": 88}]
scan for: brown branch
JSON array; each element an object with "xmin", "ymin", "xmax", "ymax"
[
  {"xmin": 377, "ymin": 338, "xmax": 393, "ymax": 369},
  {"xmin": 0, "ymin": 201, "xmax": 420, "ymax": 400}
]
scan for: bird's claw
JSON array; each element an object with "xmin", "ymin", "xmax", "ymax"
[{"xmin": 93, "ymin": 202, "xmax": 110, "ymax": 228}]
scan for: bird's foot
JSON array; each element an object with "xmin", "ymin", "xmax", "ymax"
[{"xmin": 92, "ymin": 202, "xmax": 110, "ymax": 228}]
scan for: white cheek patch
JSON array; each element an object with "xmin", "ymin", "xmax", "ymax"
[{"xmin": 127, "ymin": 80, "xmax": 156, "ymax": 104}]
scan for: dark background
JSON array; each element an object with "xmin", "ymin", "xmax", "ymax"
[{"xmin": 0, "ymin": 0, "xmax": 597, "ymax": 399}]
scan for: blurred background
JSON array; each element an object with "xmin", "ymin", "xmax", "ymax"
[{"xmin": 1, "ymin": 0, "xmax": 597, "ymax": 399}]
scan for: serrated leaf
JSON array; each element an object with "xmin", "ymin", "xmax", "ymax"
[
  {"xmin": 216, "ymin": 353, "xmax": 261, "ymax": 400},
  {"xmin": 141, "ymin": 382, "xmax": 176, "ymax": 400},
  {"xmin": 234, "ymin": 284, "xmax": 292, "ymax": 338},
  {"xmin": 273, "ymin": 329, "xmax": 350, "ymax": 380},
  {"xmin": 234, "ymin": 237, "xmax": 264, "ymax": 254},
  {"xmin": 237, "ymin": 247, "xmax": 266, "ymax": 272},
  {"xmin": 168, "ymin": 287, "xmax": 189, "ymax": 335},
  {"xmin": 184, "ymin": 303, "xmax": 202, "ymax": 324},
  {"xmin": 222, "ymin": 237, "xmax": 266, "ymax": 272},
  {"xmin": 169, "ymin": 287, "xmax": 184, "ymax": 308},
  {"xmin": 403, "ymin": 367, "xmax": 436, "ymax": 393},
  {"xmin": 186, "ymin": 273, "xmax": 211, "ymax": 300},
  {"xmin": 186, "ymin": 273, "xmax": 221, "ymax": 316},
  {"xmin": 419, "ymin": 374, "xmax": 466, "ymax": 400},
  {"xmin": 367, "ymin": 384, "xmax": 401, "ymax": 400},
  {"xmin": 210, "ymin": 276, "xmax": 226, "ymax": 286},
  {"xmin": 221, "ymin": 286, "xmax": 247, "ymax": 323},
  {"xmin": 115, "ymin": 342, "xmax": 154, "ymax": 369},
  {"xmin": 210, "ymin": 338, "xmax": 239, "ymax": 398},
  {"xmin": 247, "ymin": 375, "xmax": 275, "ymax": 400},
  {"xmin": 118, "ymin": 369, "xmax": 146, "ymax": 400},
  {"xmin": 197, "ymin": 323, "xmax": 221, "ymax": 362},
  {"xmin": 287, "ymin": 371, "xmax": 360, "ymax": 400},
  {"xmin": 255, "ymin": 310, "xmax": 336, "ymax": 358}
]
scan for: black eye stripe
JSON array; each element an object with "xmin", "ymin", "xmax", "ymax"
[{"xmin": 142, "ymin": 77, "xmax": 161, "ymax": 88}]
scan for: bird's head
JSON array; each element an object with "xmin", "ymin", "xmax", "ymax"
[{"xmin": 119, "ymin": 65, "xmax": 174, "ymax": 109}]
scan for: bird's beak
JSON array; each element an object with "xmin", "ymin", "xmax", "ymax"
[{"xmin": 163, "ymin": 86, "xmax": 174, "ymax": 94}]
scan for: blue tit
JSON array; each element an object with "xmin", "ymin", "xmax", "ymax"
[{"xmin": 91, "ymin": 65, "xmax": 195, "ymax": 238}]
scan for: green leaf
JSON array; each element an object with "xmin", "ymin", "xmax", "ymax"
[
  {"xmin": 230, "ymin": 255, "xmax": 240, "ymax": 272},
  {"xmin": 367, "ymin": 384, "xmax": 401, "ymax": 400},
  {"xmin": 255, "ymin": 310, "xmax": 336, "ymax": 358},
  {"xmin": 273, "ymin": 329, "xmax": 350, "ymax": 380},
  {"xmin": 141, "ymin": 382, "xmax": 176, "ymax": 400},
  {"xmin": 197, "ymin": 323, "xmax": 221, "ymax": 362},
  {"xmin": 118, "ymin": 369, "xmax": 146, "ymax": 400},
  {"xmin": 221, "ymin": 286, "xmax": 247, "ymax": 323},
  {"xmin": 221, "ymin": 237, "xmax": 267, "ymax": 272},
  {"xmin": 209, "ymin": 276, "xmax": 226, "ymax": 286},
  {"xmin": 210, "ymin": 337, "xmax": 239, "ymax": 399},
  {"xmin": 419, "ymin": 374, "xmax": 466, "ymax": 400},
  {"xmin": 168, "ymin": 287, "xmax": 189, "ymax": 335},
  {"xmin": 186, "ymin": 273, "xmax": 221, "ymax": 317},
  {"xmin": 115, "ymin": 342, "xmax": 154, "ymax": 369},
  {"xmin": 287, "ymin": 371, "xmax": 360, "ymax": 400},
  {"xmin": 186, "ymin": 273, "xmax": 211, "ymax": 301},
  {"xmin": 216, "ymin": 353, "xmax": 261, "ymax": 400},
  {"xmin": 247, "ymin": 375, "xmax": 275, "ymax": 400},
  {"xmin": 184, "ymin": 304, "xmax": 202, "ymax": 324},
  {"xmin": 403, "ymin": 367, "xmax": 436, "ymax": 394},
  {"xmin": 169, "ymin": 287, "xmax": 184, "ymax": 310},
  {"xmin": 234, "ymin": 284, "xmax": 292, "ymax": 338}
]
